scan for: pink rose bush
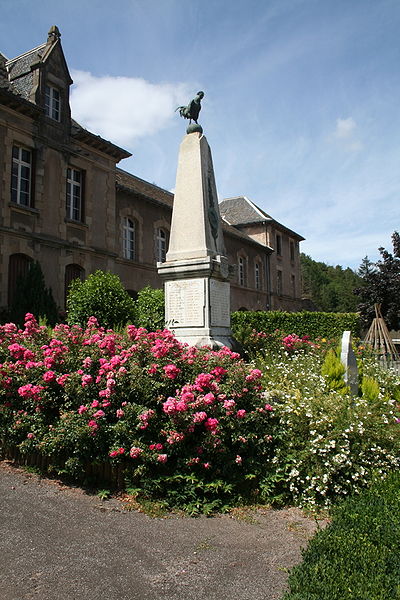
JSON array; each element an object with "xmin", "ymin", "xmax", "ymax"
[{"xmin": 0, "ymin": 314, "xmax": 276, "ymax": 509}]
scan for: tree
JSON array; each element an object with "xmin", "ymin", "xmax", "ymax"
[
  {"xmin": 9, "ymin": 260, "xmax": 59, "ymax": 326},
  {"xmin": 66, "ymin": 270, "xmax": 135, "ymax": 329},
  {"xmin": 355, "ymin": 232, "xmax": 400, "ymax": 330},
  {"xmin": 300, "ymin": 254, "xmax": 361, "ymax": 312},
  {"xmin": 133, "ymin": 286, "xmax": 165, "ymax": 331}
]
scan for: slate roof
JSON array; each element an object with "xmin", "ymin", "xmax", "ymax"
[
  {"xmin": 219, "ymin": 195, "xmax": 304, "ymax": 241},
  {"xmin": 219, "ymin": 196, "xmax": 272, "ymax": 225},
  {"xmin": 5, "ymin": 44, "xmax": 47, "ymax": 100},
  {"xmin": 115, "ymin": 170, "xmax": 271, "ymax": 251},
  {"xmin": 71, "ymin": 120, "xmax": 131, "ymax": 161},
  {"xmin": 0, "ymin": 53, "xmax": 10, "ymax": 89},
  {"xmin": 116, "ymin": 168, "xmax": 174, "ymax": 208}
]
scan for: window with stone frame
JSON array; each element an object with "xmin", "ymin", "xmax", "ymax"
[
  {"xmin": 156, "ymin": 228, "xmax": 167, "ymax": 263},
  {"xmin": 290, "ymin": 240, "xmax": 295, "ymax": 262},
  {"xmin": 123, "ymin": 217, "xmax": 136, "ymax": 260},
  {"xmin": 11, "ymin": 146, "xmax": 33, "ymax": 207},
  {"xmin": 255, "ymin": 261, "xmax": 261, "ymax": 290},
  {"xmin": 291, "ymin": 273, "xmax": 296, "ymax": 297},
  {"xmin": 276, "ymin": 233, "xmax": 282, "ymax": 256},
  {"xmin": 238, "ymin": 256, "xmax": 247, "ymax": 287},
  {"xmin": 66, "ymin": 168, "xmax": 84, "ymax": 221},
  {"xmin": 45, "ymin": 84, "xmax": 61, "ymax": 121},
  {"xmin": 277, "ymin": 269, "xmax": 283, "ymax": 296}
]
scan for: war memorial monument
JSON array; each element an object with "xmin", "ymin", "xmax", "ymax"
[{"xmin": 157, "ymin": 92, "xmax": 235, "ymax": 348}]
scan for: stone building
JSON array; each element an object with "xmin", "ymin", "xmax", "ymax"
[{"xmin": 0, "ymin": 26, "xmax": 304, "ymax": 319}]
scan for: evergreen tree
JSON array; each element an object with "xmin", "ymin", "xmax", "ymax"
[
  {"xmin": 9, "ymin": 261, "xmax": 59, "ymax": 326},
  {"xmin": 300, "ymin": 254, "xmax": 361, "ymax": 312},
  {"xmin": 355, "ymin": 232, "xmax": 400, "ymax": 330}
]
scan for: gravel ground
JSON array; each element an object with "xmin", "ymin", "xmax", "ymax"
[{"xmin": 0, "ymin": 461, "xmax": 327, "ymax": 600}]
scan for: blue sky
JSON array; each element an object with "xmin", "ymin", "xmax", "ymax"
[{"xmin": 1, "ymin": 0, "xmax": 399, "ymax": 269}]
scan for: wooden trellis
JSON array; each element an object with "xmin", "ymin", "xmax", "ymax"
[{"xmin": 364, "ymin": 304, "xmax": 399, "ymax": 360}]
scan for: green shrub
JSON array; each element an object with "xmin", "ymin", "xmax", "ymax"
[
  {"xmin": 9, "ymin": 260, "xmax": 58, "ymax": 326},
  {"xmin": 361, "ymin": 375, "xmax": 380, "ymax": 402},
  {"xmin": 231, "ymin": 310, "xmax": 360, "ymax": 343},
  {"xmin": 283, "ymin": 472, "xmax": 400, "ymax": 600},
  {"xmin": 321, "ymin": 348, "xmax": 349, "ymax": 394},
  {"xmin": 66, "ymin": 270, "xmax": 135, "ymax": 328},
  {"xmin": 133, "ymin": 286, "xmax": 164, "ymax": 331}
]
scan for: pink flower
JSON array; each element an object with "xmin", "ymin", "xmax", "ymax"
[
  {"xmin": 163, "ymin": 364, "xmax": 181, "ymax": 379},
  {"xmin": 203, "ymin": 392, "xmax": 215, "ymax": 405},
  {"xmin": 129, "ymin": 447, "xmax": 143, "ymax": 459},
  {"xmin": 166, "ymin": 431, "xmax": 185, "ymax": 444},
  {"xmin": 88, "ymin": 420, "xmax": 98, "ymax": 430},
  {"xmin": 78, "ymin": 405, "xmax": 87, "ymax": 415},
  {"xmin": 235, "ymin": 455, "xmax": 242, "ymax": 465},
  {"xmin": 93, "ymin": 410, "xmax": 105, "ymax": 419},
  {"xmin": 245, "ymin": 368, "xmax": 262, "ymax": 382},
  {"xmin": 91, "ymin": 400, "xmax": 100, "ymax": 408},
  {"xmin": 147, "ymin": 363, "xmax": 158, "ymax": 375},
  {"xmin": 224, "ymin": 399, "xmax": 236, "ymax": 413},
  {"xmin": 157, "ymin": 453, "xmax": 168, "ymax": 463},
  {"xmin": 193, "ymin": 411, "xmax": 207, "ymax": 423},
  {"xmin": 149, "ymin": 443, "xmax": 164, "ymax": 451},
  {"xmin": 204, "ymin": 417, "xmax": 219, "ymax": 433},
  {"xmin": 203, "ymin": 462, "xmax": 211, "ymax": 469},
  {"xmin": 236, "ymin": 409, "xmax": 246, "ymax": 419},
  {"xmin": 56, "ymin": 374, "xmax": 69, "ymax": 386},
  {"xmin": 27, "ymin": 432, "xmax": 35, "ymax": 439},
  {"xmin": 162, "ymin": 397, "xmax": 188, "ymax": 415},
  {"xmin": 17, "ymin": 384, "xmax": 44, "ymax": 401},
  {"xmin": 264, "ymin": 404, "xmax": 273, "ymax": 411},
  {"xmin": 82, "ymin": 357, "xmax": 92, "ymax": 368},
  {"xmin": 116, "ymin": 409, "xmax": 124, "ymax": 418},
  {"xmin": 81, "ymin": 374, "xmax": 93, "ymax": 387},
  {"xmin": 43, "ymin": 370, "xmax": 56, "ymax": 383}
]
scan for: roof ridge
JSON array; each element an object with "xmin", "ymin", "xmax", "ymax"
[
  {"xmin": 6, "ymin": 42, "xmax": 47, "ymax": 65},
  {"xmin": 116, "ymin": 167, "xmax": 173, "ymax": 196}
]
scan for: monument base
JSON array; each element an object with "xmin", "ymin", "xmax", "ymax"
[{"xmin": 158, "ymin": 256, "xmax": 236, "ymax": 349}]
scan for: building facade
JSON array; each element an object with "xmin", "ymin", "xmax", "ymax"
[{"xmin": 0, "ymin": 27, "xmax": 304, "ymax": 320}]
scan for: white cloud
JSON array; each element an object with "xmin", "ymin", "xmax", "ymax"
[
  {"xmin": 70, "ymin": 70, "xmax": 191, "ymax": 147},
  {"xmin": 334, "ymin": 117, "xmax": 356, "ymax": 138},
  {"xmin": 332, "ymin": 117, "xmax": 363, "ymax": 151}
]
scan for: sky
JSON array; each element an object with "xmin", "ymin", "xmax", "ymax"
[{"xmin": 1, "ymin": 0, "xmax": 399, "ymax": 270}]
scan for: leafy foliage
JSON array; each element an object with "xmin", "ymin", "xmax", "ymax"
[
  {"xmin": 283, "ymin": 472, "xmax": 400, "ymax": 600},
  {"xmin": 355, "ymin": 231, "xmax": 400, "ymax": 330},
  {"xmin": 301, "ymin": 254, "xmax": 362, "ymax": 312},
  {"xmin": 1, "ymin": 314, "xmax": 399, "ymax": 513},
  {"xmin": 320, "ymin": 348, "xmax": 349, "ymax": 394},
  {"xmin": 231, "ymin": 310, "xmax": 360, "ymax": 347},
  {"xmin": 133, "ymin": 286, "xmax": 164, "ymax": 331},
  {"xmin": 66, "ymin": 270, "xmax": 135, "ymax": 329},
  {"xmin": 9, "ymin": 261, "xmax": 58, "ymax": 327}
]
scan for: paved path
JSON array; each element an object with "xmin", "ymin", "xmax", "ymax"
[{"xmin": 0, "ymin": 461, "xmax": 324, "ymax": 600}]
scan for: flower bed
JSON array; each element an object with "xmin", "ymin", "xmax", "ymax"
[
  {"xmin": 1, "ymin": 314, "xmax": 399, "ymax": 513},
  {"xmin": 0, "ymin": 314, "xmax": 275, "ymax": 512}
]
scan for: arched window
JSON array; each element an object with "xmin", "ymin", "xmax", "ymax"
[
  {"xmin": 123, "ymin": 217, "xmax": 136, "ymax": 260},
  {"xmin": 8, "ymin": 253, "xmax": 32, "ymax": 306},
  {"xmin": 65, "ymin": 264, "xmax": 85, "ymax": 306},
  {"xmin": 238, "ymin": 256, "xmax": 247, "ymax": 287},
  {"xmin": 156, "ymin": 228, "xmax": 167, "ymax": 263},
  {"xmin": 255, "ymin": 262, "xmax": 261, "ymax": 290}
]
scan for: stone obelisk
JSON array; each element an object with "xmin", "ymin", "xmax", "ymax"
[{"xmin": 158, "ymin": 93, "xmax": 233, "ymax": 348}]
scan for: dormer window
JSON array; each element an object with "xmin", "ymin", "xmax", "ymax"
[{"xmin": 45, "ymin": 84, "xmax": 61, "ymax": 121}]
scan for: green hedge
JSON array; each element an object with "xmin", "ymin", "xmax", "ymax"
[
  {"xmin": 231, "ymin": 310, "xmax": 360, "ymax": 340},
  {"xmin": 283, "ymin": 472, "xmax": 400, "ymax": 599}
]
